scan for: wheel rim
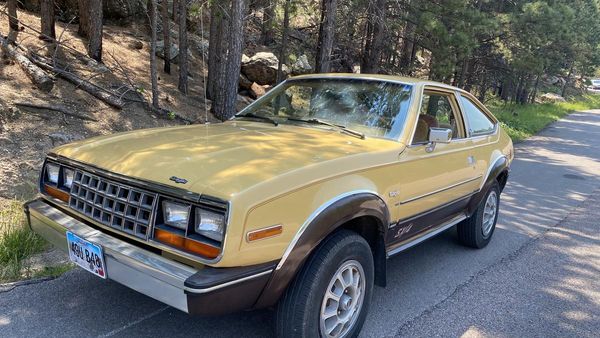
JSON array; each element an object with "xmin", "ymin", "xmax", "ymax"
[
  {"xmin": 482, "ymin": 191, "xmax": 498, "ymax": 237},
  {"xmin": 319, "ymin": 260, "xmax": 366, "ymax": 338}
]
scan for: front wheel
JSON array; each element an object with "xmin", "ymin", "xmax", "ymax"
[
  {"xmin": 457, "ymin": 182, "xmax": 500, "ymax": 249},
  {"xmin": 275, "ymin": 230, "xmax": 374, "ymax": 338}
]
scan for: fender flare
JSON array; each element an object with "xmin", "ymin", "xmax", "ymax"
[
  {"xmin": 253, "ymin": 191, "xmax": 390, "ymax": 309},
  {"xmin": 468, "ymin": 155, "xmax": 509, "ymax": 215}
]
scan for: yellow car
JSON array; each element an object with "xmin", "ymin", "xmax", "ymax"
[{"xmin": 25, "ymin": 74, "xmax": 513, "ymax": 337}]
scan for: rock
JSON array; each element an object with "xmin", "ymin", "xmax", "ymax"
[
  {"xmin": 249, "ymin": 82, "xmax": 266, "ymax": 99},
  {"xmin": 48, "ymin": 132, "xmax": 83, "ymax": 146},
  {"xmin": 291, "ymin": 54, "xmax": 312, "ymax": 75},
  {"xmin": 242, "ymin": 54, "xmax": 251, "ymax": 64},
  {"xmin": 155, "ymin": 40, "xmax": 179, "ymax": 61},
  {"xmin": 540, "ymin": 93, "xmax": 566, "ymax": 103},
  {"xmin": 239, "ymin": 73, "xmax": 253, "ymax": 90},
  {"xmin": 241, "ymin": 52, "xmax": 289, "ymax": 85},
  {"xmin": 128, "ymin": 40, "xmax": 144, "ymax": 50},
  {"xmin": 352, "ymin": 65, "xmax": 361, "ymax": 73}
]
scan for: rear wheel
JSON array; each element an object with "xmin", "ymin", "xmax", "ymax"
[
  {"xmin": 457, "ymin": 182, "xmax": 500, "ymax": 249},
  {"xmin": 275, "ymin": 230, "xmax": 374, "ymax": 338}
]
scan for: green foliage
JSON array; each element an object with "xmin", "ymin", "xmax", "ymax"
[
  {"xmin": 33, "ymin": 263, "xmax": 74, "ymax": 279},
  {"xmin": 491, "ymin": 94, "xmax": 600, "ymax": 142},
  {"xmin": 0, "ymin": 200, "xmax": 47, "ymax": 282}
]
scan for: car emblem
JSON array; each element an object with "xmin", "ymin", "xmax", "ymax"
[{"xmin": 169, "ymin": 176, "xmax": 188, "ymax": 184}]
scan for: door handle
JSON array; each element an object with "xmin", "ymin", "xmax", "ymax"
[{"xmin": 467, "ymin": 156, "xmax": 476, "ymax": 166}]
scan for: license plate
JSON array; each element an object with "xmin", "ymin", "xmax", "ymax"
[{"xmin": 66, "ymin": 231, "xmax": 107, "ymax": 279}]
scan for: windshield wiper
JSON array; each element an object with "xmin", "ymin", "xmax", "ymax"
[
  {"xmin": 235, "ymin": 113, "xmax": 278, "ymax": 126},
  {"xmin": 287, "ymin": 117, "xmax": 365, "ymax": 139}
]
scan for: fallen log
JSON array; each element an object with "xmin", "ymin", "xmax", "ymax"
[
  {"xmin": 27, "ymin": 55, "xmax": 124, "ymax": 109},
  {"xmin": 15, "ymin": 102, "xmax": 98, "ymax": 122},
  {"xmin": 0, "ymin": 35, "xmax": 54, "ymax": 92}
]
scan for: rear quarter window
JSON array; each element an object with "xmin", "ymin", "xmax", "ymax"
[{"xmin": 459, "ymin": 96, "xmax": 495, "ymax": 136}]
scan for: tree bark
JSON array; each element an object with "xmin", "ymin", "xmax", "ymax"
[
  {"xmin": 88, "ymin": 0, "xmax": 103, "ymax": 62},
  {"xmin": 261, "ymin": 0, "xmax": 275, "ymax": 45},
  {"xmin": 78, "ymin": 0, "xmax": 90, "ymax": 38},
  {"xmin": 0, "ymin": 36, "xmax": 54, "ymax": 92},
  {"xmin": 561, "ymin": 65, "xmax": 574, "ymax": 98},
  {"xmin": 40, "ymin": 0, "xmax": 56, "ymax": 41},
  {"xmin": 277, "ymin": 0, "xmax": 291, "ymax": 84},
  {"xmin": 8, "ymin": 0, "xmax": 19, "ymax": 32},
  {"xmin": 212, "ymin": 0, "xmax": 246, "ymax": 120},
  {"xmin": 361, "ymin": 0, "xmax": 386, "ymax": 74},
  {"xmin": 178, "ymin": 0, "xmax": 188, "ymax": 94},
  {"xmin": 207, "ymin": 1, "xmax": 228, "ymax": 101},
  {"xmin": 173, "ymin": 0, "xmax": 179, "ymax": 21},
  {"xmin": 150, "ymin": 0, "xmax": 159, "ymax": 109},
  {"xmin": 315, "ymin": 0, "xmax": 337, "ymax": 73},
  {"xmin": 162, "ymin": 0, "xmax": 171, "ymax": 74}
]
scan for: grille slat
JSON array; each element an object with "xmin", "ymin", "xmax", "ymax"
[{"xmin": 68, "ymin": 170, "xmax": 158, "ymax": 240}]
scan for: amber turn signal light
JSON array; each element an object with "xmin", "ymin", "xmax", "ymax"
[
  {"xmin": 154, "ymin": 228, "xmax": 220, "ymax": 259},
  {"xmin": 246, "ymin": 224, "xmax": 283, "ymax": 242},
  {"xmin": 44, "ymin": 184, "xmax": 70, "ymax": 202}
]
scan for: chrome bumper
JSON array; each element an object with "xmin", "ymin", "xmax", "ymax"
[{"xmin": 26, "ymin": 199, "xmax": 198, "ymax": 312}]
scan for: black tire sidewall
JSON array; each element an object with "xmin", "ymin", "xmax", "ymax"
[{"xmin": 278, "ymin": 231, "xmax": 374, "ymax": 338}]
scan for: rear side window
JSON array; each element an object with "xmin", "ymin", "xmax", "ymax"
[{"xmin": 460, "ymin": 96, "xmax": 495, "ymax": 136}]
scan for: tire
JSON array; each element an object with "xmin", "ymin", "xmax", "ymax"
[
  {"xmin": 275, "ymin": 230, "xmax": 374, "ymax": 338},
  {"xmin": 457, "ymin": 182, "xmax": 500, "ymax": 249}
]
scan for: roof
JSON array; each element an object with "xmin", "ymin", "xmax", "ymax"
[{"xmin": 289, "ymin": 73, "xmax": 464, "ymax": 92}]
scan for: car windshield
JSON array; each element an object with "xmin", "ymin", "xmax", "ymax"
[{"xmin": 236, "ymin": 78, "xmax": 413, "ymax": 140}]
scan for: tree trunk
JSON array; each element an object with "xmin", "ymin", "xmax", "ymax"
[
  {"xmin": 40, "ymin": 0, "xmax": 56, "ymax": 41},
  {"xmin": 78, "ymin": 0, "xmax": 90, "ymax": 38},
  {"xmin": 178, "ymin": 0, "xmax": 188, "ymax": 94},
  {"xmin": 315, "ymin": 0, "xmax": 337, "ymax": 73},
  {"xmin": 173, "ymin": 0, "xmax": 179, "ymax": 21},
  {"xmin": 261, "ymin": 0, "xmax": 275, "ymax": 45},
  {"xmin": 0, "ymin": 36, "xmax": 54, "ymax": 92},
  {"xmin": 361, "ymin": 0, "xmax": 386, "ymax": 74},
  {"xmin": 561, "ymin": 65, "xmax": 574, "ymax": 98},
  {"xmin": 277, "ymin": 0, "xmax": 291, "ymax": 84},
  {"xmin": 162, "ymin": 0, "xmax": 171, "ymax": 74},
  {"xmin": 88, "ymin": 0, "xmax": 102, "ymax": 62},
  {"xmin": 150, "ymin": 0, "xmax": 159, "ymax": 109},
  {"xmin": 207, "ymin": 1, "xmax": 228, "ymax": 101},
  {"xmin": 212, "ymin": 0, "xmax": 246, "ymax": 120},
  {"xmin": 8, "ymin": 0, "xmax": 19, "ymax": 32}
]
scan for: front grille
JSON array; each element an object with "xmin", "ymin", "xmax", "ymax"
[{"xmin": 68, "ymin": 170, "xmax": 158, "ymax": 240}]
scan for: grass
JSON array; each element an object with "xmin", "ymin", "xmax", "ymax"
[
  {"xmin": 490, "ymin": 94, "xmax": 600, "ymax": 142},
  {"xmin": 32, "ymin": 263, "xmax": 74, "ymax": 279},
  {"xmin": 0, "ymin": 200, "xmax": 47, "ymax": 283}
]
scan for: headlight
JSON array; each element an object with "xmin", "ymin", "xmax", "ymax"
[
  {"xmin": 195, "ymin": 208, "xmax": 225, "ymax": 242},
  {"xmin": 63, "ymin": 168, "xmax": 74, "ymax": 188},
  {"xmin": 46, "ymin": 163, "xmax": 60, "ymax": 184},
  {"xmin": 162, "ymin": 200, "xmax": 190, "ymax": 230}
]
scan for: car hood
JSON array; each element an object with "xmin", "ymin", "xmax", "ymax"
[{"xmin": 52, "ymin": 121, "xmax": 402, "ymax": 198}]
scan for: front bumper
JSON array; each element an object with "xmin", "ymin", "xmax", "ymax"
[{"xmin": 24, "ymin": 198, "xmax": 274, "ymax": 315}]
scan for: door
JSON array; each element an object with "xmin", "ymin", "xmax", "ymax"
[{"xmin": 391, "ymin": 88, "xmax": 481, "ymax": 240}]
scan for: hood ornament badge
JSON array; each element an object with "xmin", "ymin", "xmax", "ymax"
[{"xmin": 169, "ymin": 176, "xmax": 188, "ymax": 184}]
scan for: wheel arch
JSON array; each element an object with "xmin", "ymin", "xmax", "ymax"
[
  {"xmin": 254, "ymin": 191, "xmax": 390, "ymax": 309},
  {"xmin": 468, "ymin": 155, "xmax": 509, "ymax": 215}
]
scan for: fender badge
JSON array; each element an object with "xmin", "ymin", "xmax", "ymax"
[{"xmin": 169, "ymin": 176, "xmax": 188, "ymax": 184}]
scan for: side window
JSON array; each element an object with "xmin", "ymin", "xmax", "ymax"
[
  {"xmin": 460, "ymin": 96, "xmax": 495, "ymax": 136},
  {"xmin": 412, "ymin": 92, "xmax": 462, "ymax": 144}
]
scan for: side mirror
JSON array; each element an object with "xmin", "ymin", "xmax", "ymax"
[
  {"xmin": 425, "ymin": 128, "xmax": 452, "ymax": 153},
  {"xmin": 429, "ymin": 127, "xmax": 453, "ymax": 143}
]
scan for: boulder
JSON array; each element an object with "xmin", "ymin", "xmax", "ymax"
[
  {"xmin": 540, "ymin": 93, "xmax": 566, "ymax": 103},
  {"xmin": 241, "ymin": 52, "xmax": 289, "ymax": 85},
  {"xmin": 249, "ymin": 82, "xmax": 266, "ymax": 99},
  {"xmin": 291, "ymin": 54, "xmax": 312, "ymax": 75},
  {"xmin": 155, "ymin": 40, "xmax": 180, "ymax": 62},
  {"xmin": 48, "ymin": 132, "xmax": 84, "ymax": 147},
  {"xmin": 239, "ymin": 73, "xmax": 253, "ymax": 90},
  {"xmin": 128, "ymin": 40, "xmax": 144, "ymax": 50}
]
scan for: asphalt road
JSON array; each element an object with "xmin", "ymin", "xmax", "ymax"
[{"xmin": 1, "ymin": 110, "xmax": 600, "ymax": 338}]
